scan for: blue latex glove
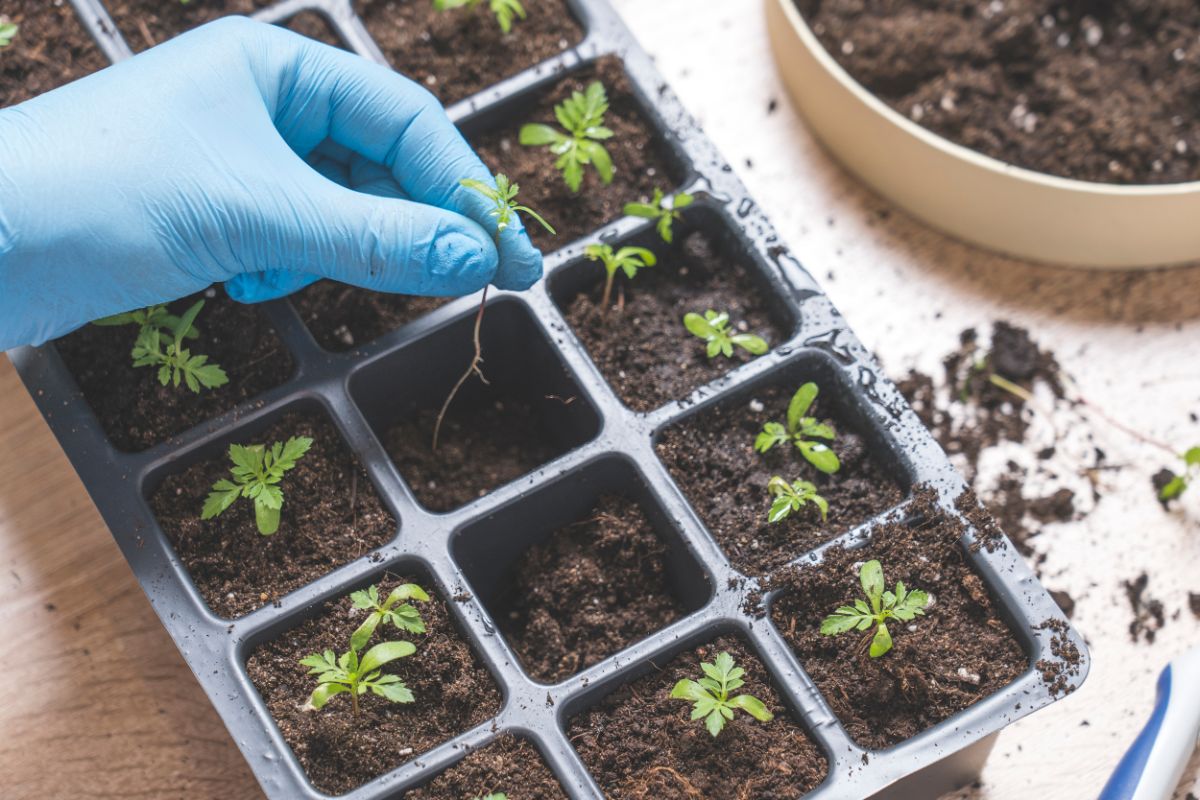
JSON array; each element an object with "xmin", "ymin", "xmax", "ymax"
[{"xmin": 0, "ymin": 17, "xmax": 542, "ymax": 350}]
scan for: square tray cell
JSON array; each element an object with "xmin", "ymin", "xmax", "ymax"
[
  {"xmin": 349, "ymin": 296, "xmax": 601, "ymax": 512},
  {"xmin": 245, "ymin": 566, "xmax": 503, "ymax": 796},
  {"xmin": 403, "ymin": 734, "xmax": 567, "ymax": 799},
  {"xmin": 453, "ymin": 456, "xmax": 710, "ymax": 683},
  {"xmin": 654, "ymin": 353, "xmax": 911, "ymax": 576},
  {"xmin": 549, "ymin": 201, "xmax": 797, "ymax": 412},
  {"xmin": 463, "ymin": 54, "xmax": 691, "ymax": 250},
  {"xmin": 103, "ymin": 0, "xmax": 344, "ymax": 49},
  {"xmin": 290, "ymin": 280, "xmax": 452, "ymax": 353},
  {"xmin": 354, "ymin": 0, "xmax": 584, "ymax": 106},
  {"xmin": 567, "ymin": 631, "xmax": 829, "ymax": 798},
  {"xmin": 145, "ymin": 398, "xmax": 398, "ymax": 619},
  {"xmin": 1, "ymin": 1, "xmax": 108, "ymax": 108},
  {"xmin": 53, "ymin": 288, "xmax": 295, "ymax": 452}
]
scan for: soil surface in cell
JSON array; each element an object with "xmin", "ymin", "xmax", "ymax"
[
  {"xmin": 247, "ymin": 575, "xmax": 502, "ymax": 795},
  {"xmin": 470, "ymin": 56, "xmax": 684, "ymax": 251},
  {"xmin": 797, "ymin": 0, "xmax": 1200, "ymax": 184},
  {"xmin": 570, "ymin": 635, "xmax": 829, "ymax": 799},
  {"xmin": 1, "ymin": 1, "xmax": 108, "ymax": 108},
  {"xmin": 55, "ymin": 290, "xmax": 294, "ymax": 452},
  {"xmin": 356, "ymin": 0, "xmax": 582, "ymax": 105},
  {"xmin": 656, "ymin": 382, "xmax": 905, "ymax": 575},
  {"xmin": 493, "ymin": 493, "xmax": 686, "ymax": 683},
  {"xmin": 561, "ymin": 227, "xmax": 789, "ymax": 412},
  {"xmin": 150, "ymin": 411, "xmax": 395, "ymax": 619},
  {"xmin": 405, "ymin": 735, "xmax": 566, "ymax": 799},
  {"xmin": 766, "ymin": 488, "xmax": 1028, "ymax": 750},
  {"xmin": 292, "ymin": 281, "xmax": 452, "ymax": 352},
  {"xmin": 108, "ymin": 1, "xmax": 343, "ymax": 48}
]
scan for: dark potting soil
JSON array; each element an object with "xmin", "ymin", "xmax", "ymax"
[
  {"xmin": 405, "ymin": 735, "xmax": 567, "ymax": 799},
  {"xmin": 246, "ymin": 575, "xmax": 502, "ymax": 795},
  {"xmin": 1123, "ymin": 572, "xmax": 1166, "ymax": 644},
  {"xmin": 291, "ymin": 280, "xmax": 451, "ymax": 352},
  {"xmin": 55, "ymin": 290, "xmax": 294, "ymax": 452},
  {"xmin": 355, "ymin": 0, "xmax": 582, "ymax": 105},
  {"xmin": 0, "ymin": 1, "xmax": 108, "ymax": 109},
  {"xmin": 655, "ymin": 382, "xmax": 905, "ymax": 575},
  {"xmin": 1190, "ymin": 591, "xmax": 1200, "ymax": 620},
  {"xmin": 569, "ymin": 635, "xmax": 829, "ymax": 799},
  {"xmin": 149, "ymin": 411, "xmax": 395, "ymax": 619},
  {"xmin": 470, "ymin": 57, "xmax": 684, "ymax": 251},
  {"xmin": 560, "ymin": 228, "xmax": 790, "ymax": 412},
  {"xmin": 492, "ymin": 493, "xmax": 686, "ymax": 683},
  {"xmin": 766, "ymin": 489, "xmax": 1028, "ymax": 750},
  {"xmin": 107, "ymin": 0, "xmax": 343, "ymax": 50},
  {"xmin": 795, "ymin": 0, "xmax": 1200, "ymax": 184}
]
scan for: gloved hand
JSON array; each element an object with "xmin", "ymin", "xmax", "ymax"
[{"xmin": 0, "ymin": 16, "xmax": 543, "ymax": 350}]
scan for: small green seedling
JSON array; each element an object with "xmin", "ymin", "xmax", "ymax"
[
  {"xmin": 754, "ymin": 382, "xmax": 840, "ymax": 474},
  {"xmin": 767, "ymin": 476, "xmax": 828, "ymax": 523},
  {"xmin": 202, "ymin": 436, "xmax": 313, "ymax": 535},
  {"xmin": 460, "ymin": 174, "xmax": 556, "ymax": 237},
  {"xmin": 474, "ymin": 795, "xmax": 508, "ymax": 800},
  {"xmin": 520, "ymin": 81, "xmax": 614, "ymax": 192},
  {"xmin": 684, "ymin": 309, "xmax": 768, "ymax": 359},
  {"xmin": 820, "ymin": 560, "xmax": 929, "ymax": 658},
  {"xmin": 95, "ymin": 300, "xmax": 227, "ymax": 393},
  {"xmin": 585, "ymin": 243, "xmax": 656, "ymax": 311},
  {"xmin": 624, "ymin": 188, "xmax": 694, "ymax": 243},
  {"xmin": 670, "ymin": 651, "xmax": 773, "ymax": 737},
  {"xmin": 434, "ymin": 0, "xmax": 525, "ymax": 33},
  {"xmin": 350, "ymin": 583, "xmax": 430, "ymax": 651},
  {"xmin": 0, "ymin": 20, "xmax": 18, "ymax": 48},
  {"xmin": 1159, "ymin": 446, "xmax": 1200, "ymax": 503},
  {"xmin": 301, "ymin": 639, "xmax": 415, "ymax": 718}
]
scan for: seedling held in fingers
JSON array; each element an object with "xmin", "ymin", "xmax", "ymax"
[
  {"xmin": 433, "ymin": 0, "xmax": 526, "ymax": 33},
  {"xmin": 585, "ymin": 243, "xmax": 655, "ymax": 311},
  {"xmin": 0, "ymin": 20, "xmax": 19, "ymax": 47},
  {"xmin": 624, "ymin": 188, "xmax": 693, "ymax": 243},
  {"xmin": 820, "ymin": 560, "xmax": 929, "ymax": 658},
  {"xmin": 350, "ymin": 583, "xmax": 430, "ymax": 651},
  {"xmin": 520, "ymin": 81, "xmax": 614, "ymax": 192},
  {"xmin": 1158, "ymin": 446, "xmax": 1200, "ymax": 503},
  {"xmin": 684, "ymin": 309, "xmax": 768, "ymax": 359},
  {"xmin": 754, "ymin": 382, "xmax": 840, "ymax": 474},
  {"xmin": 670, "ymin": 651, "xmax": 773, "ymax": 737},
  {"xmin": 202, "ymin": 436, "xmax": 313, "ymax": 535},
  {"xmin": 767, "ymin": 475, "xmax": 828, "ymax": 523},
  {"xmin": 95, "ymin": 300, "xmax": 227, "ymax": 393},
  {"xmin": 301, "ymin": 639, "xmax": 415, "ymax": 717}
]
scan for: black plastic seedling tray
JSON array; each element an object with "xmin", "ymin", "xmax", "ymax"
[{"xmin": 9, "ymin": 0, "xmax": 1089, "ymax": 797}]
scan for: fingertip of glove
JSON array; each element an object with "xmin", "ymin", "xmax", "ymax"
[{"xmin": 427, "ymin": 229, "xmax": 499, "ymax": 294}]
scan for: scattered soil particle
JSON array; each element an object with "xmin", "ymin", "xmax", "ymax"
[
  {"xmin": 656, "ymin": 382, "xmax": 905, "ymax": 575},
  {"xmin": 767, "ymin": 488, "xmax": 1027, "ymax": 749},
  {"xmin": 1048, "ymin": 589, "xmax": 1076, "ymax": 619},
  {"xmin": 0, "ymin": 1, "xmax": 108, "ymax": 108},
  {"xmin": 1190, "ymin": 592, "xmax": 1200, "ymax": 619},
  {"xmin": 469, "ymin": 57, "xmax": 684, "ymax": 251},
  {"xmin": 1123, "ymin": 572, "xmax": 1166, "ymax": 644},
  {"xmin": 1036, "ymin": 618, "xmax": 1082, "ymax": 698},
  {"xmin": 291, "ymin": 281, "xmax": 450, "ymax": 352},
  {"xmin": 405, "ymin": 735, "xmax": 566, "ymax": 799},
  {"xmin": 150, "ymin": 411, "xmax": 395, "ymax": 619},
  {"xmin": 355, "ymin": 0, "xmax": 582, "ymax": 105},
  {"xmin": 54, "ymin": 290, "xmax": 294, "ymax": 452},
  {"xmin": 1151, "ymin": 467, "xmax": 1180, "ymax": 509},
  {"xmin": 492, "ymin": 494, "xmax": 686, "ymax": 683},
  {"xmin": 796, "ymin": 0, "xmax": 1200, "ymax": 184},
  {"xmin": 106, "ymin": 1, "xmax": 344, "ymax": 49},
  {"xmin": 560, "ymin": 228, "xmax": 790, "ymax": 412},
  {"xmin": 569, "ymin": 636, "xmax": 829, "ymax": 799},
  {"xmin": 246, "ymin": 575, "xmax": 501, "ymax": 795}
]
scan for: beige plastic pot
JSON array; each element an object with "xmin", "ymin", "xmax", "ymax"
[{"xmin": 765, "ymin": 0, "xmax": 1200, "ymax": 269}]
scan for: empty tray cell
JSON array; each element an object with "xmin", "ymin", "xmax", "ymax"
[
  {"xmin": 1, "ymin": 1, "xmax": 108, "ymax": 108},
  {"xmin": 350, "ymin": 296, "xmax": 600, "ymax": 512},
  {"xmin": 54, "ymin": 288, "xmax": 295, "ymax": 452},
  {"xmin": 568, "ymin": 633, "xmax": 829, "ymax": 798},
  {"xmin": 550, "ymin": 203, "xmax": 796, "ymax": 412},
  {"xmin": 655, "ymin": 354, "xmax": 909, "ymax": 575},
  {"xmin": 768, "ymin": 489, "xmax": 1031, "ymax": 751},
  {"xmin": 246, "ymin": 568, "xmax": 503, "ymax": 796},
  {"xmin": 290, "ymin": 280, "xmax": 451, "ymax": 353},
  {"xmin": 454, "ymin": 457, "xmax": 710, "ymax": 683},
  {"xmin": 146, "ymin": 400, "xmax": 397, "ymax": 619},
  {"xmin": 355, "ymin": 0, "xmax": 584, "ymax": 105},
  {"xmin": 465, "ymin": 55, "xmax": 690, "ymax": 250},
  {"xmin": 404, "ymin": 734, "xmax": 567, "ymax": 799},
  {"xmin": 105, "ymin": 0, "xmax": 275, "ymax": 49}
]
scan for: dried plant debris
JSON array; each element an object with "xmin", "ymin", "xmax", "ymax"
[{"xmin": 1123, "ymin": 573, "xmax": 1166, "ymax": 644}]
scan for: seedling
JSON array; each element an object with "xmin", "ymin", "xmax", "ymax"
[
  {"xmin": 201, "ymin": 436, "xmax": 313, "ymax": 535},
  {"xmin": 670, "ymin": 651, "xmax": 773, "ymax": 737},
  {"xmin": 0, "ymin": 20, "xmax": 18, "ymax": 48},
  {"xmin": 624, "ymin": 188, "xmax": 693, "ymax": 243},
  {"xmin": 301, "ymin": 639, "xmax": 415, "ymax": 718},
  {"xmin": 433, "ymin": 0, "xmax": 526, "ymax": 33},
  {"xmin": 1158, "ymin": 446, "xmax": 1200, "ymax": 503},
  {"xmin": 349, "ymin": 583, "xmax": 430, "ymax": 651},
  {"xmin": 520, "ymin": 81, "xmax": 614, "ymax": 192},
  {"xmin": 767, "ymin": 475, "xmax": 828, "ymax": 523},
  {"xmin": 820, "ymin": 560, "xmax": 929, "ymax": 658},
  {"xmin": 754, "ymin": 382, "xmax": 840, "ymax": 474},
  {"xmin": 684, "ymin": 309, "xmax": 768, "ymax": 359},
  {"xmin": 585, "ymin": 243, "xmax": 656, "ymax": 312},
  {"xmin": 94, "ymin": 300, "xmax": 227, "ymax": 393}
]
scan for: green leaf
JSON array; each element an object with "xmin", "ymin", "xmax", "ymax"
[
  {"xmin": 787, "ymin": 383, "xmax": 819, "ymax": 432},
  {"xmin": 798, "ymin": 439, "xmax": 841, "ymax": 474},
  {"xmin": 860, "ymin": 560, "xmax": 884, "ymax": 610},
  {"xmin": 820, "ymin": 611, "xmax": 864, "ymax": 635},
  {"xmin": 869, "ymin": 622, "xmax": 893, "ymax": 657},
  {"xmin": 1159, "ymin": 475, "xmax": 1187, "ymax": 501},
  {"xmin": 768, "ymin": 495, "xmax": 795, "ymax": 524},
  {"xmin": 309, "ymin": 682, "xmax": 349, "ymax": 709},
  {"xmin": 277, "ymin": 436, "xmax": 314, "ymax": 470},
  {"xmin": 755, "ymin": 422, "xmax": 790, "ymax": 453},
  {"xmin": 373, "ymin": 679, "xmax": 415, "ymax": 703},
  {"xmin": 729, "ymin": 694, "xmax": 774, "ymax": 722},
  {"xmin": 801, "ymin": 421, "xmax": 836, "ymax": 440},
  {"xmin": 92, "ymin": 311, "xmax": 141, "ymax": 327},
  {"xmin": 813, "ymin": 493, "xmax": 829, "ymax": 521},
  {"xmin": 732, "ymin": 334, "xmax": 769, "ymax": 355},
  {"xmin": 670, "ymin": 678, "xmax": 704, "ymax": 701},
  {"xmin": 385, "ymin": 583, "xmax": 430, "ymax": 607},
  {"xmin": 201, "ymin": 480, "xmax": 242, "ymax": 520},
  {"xmin": 350, "ymin": 613, "xmax": 381, "ymax": 653},
  {"xmin": 624, "ymin": 202, "xmax": 658, "ymax": 218},
  {"xmin": 174, "ymin": 300, "xmax": 205, "ymax": 342},
  {"xmin": 583, "ymin": 141, "xmax": 614, "ymax": 184},
  {"xmin": 705, "ymin": 709, "xmax": 726, "ymax": 737},
  {"xmin": 519, "ymin": 123, "xmax": 563, "ymax": 146},
  {"xmin": 359, "ymin": 640, "xmax": 416, "ymax": 674},
  {"xmin": 684, "ymin": 312, "xmax": 715, "ymax": 339},
  {"xmin": 672, "ymin": 192, "xmax": 695, "ymax": 208},
  {"xmin": 254, "ymin": 501, "xmax": 281, "ymax": 535},
  {"xmin": 1184, "ymin": 447, "xmax": 1200, "ymax": 467}
]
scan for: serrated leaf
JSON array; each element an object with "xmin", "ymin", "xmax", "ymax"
[
  {"xmin": 820, "ymin": 612, "xmax": 863, "ymax": 635},
  {"xmin": 729, "ymin": 694, "xmax": 774, "ymax": 722}
]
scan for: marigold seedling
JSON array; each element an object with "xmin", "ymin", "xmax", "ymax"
[
  {"xmin": 1159, "ymin": 446, "xmax": 1200, "ymax": 503},
  {"xmin": 585, "ymin": 243, "xmax": 655, "ymax": 312},
  {"xmin": 301, "ymin": 639, "xmax": 415, "ymax": 718},
  {"xmin": 349, "ymin": 583, "xmax": 430, "ymax": 651},
  {"xmin": 624, "ymin": 188, "xmax": 693, "ymax": 243},
  {"xmin": 201, "ymin": 436, "xmax": 313, "ymax": 535},
  {"xmin": 767, "ymin": 475, "xmax": 828, "ymax": 523},
  {"xmin": 820, "ymin": 560, "xmax": 929, "ymax": 658},
  {"xmin": 670, "ymin": 651, "xmax": 773, "ymax": 737},
  {"xmin": 520, "ymin": 81, "xmax": 614, "ymax": 192},
  {"xmin": 684, "ymin": 309, "xmax": 768, "ymax": 359},
  {"xmin": 0, "ymin": 20, "xmax": 18, "ymax": 48},
  {"xmin": 95, "ymin": 300, "xmax": 227, "ymax": 393},
  {"xmin": 433, "ymin": 0, "xmax": 526, "ymax": 33},
  {"xmin": 754, "ymin": 382, "xmax": 840, "ymax": 474}
]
